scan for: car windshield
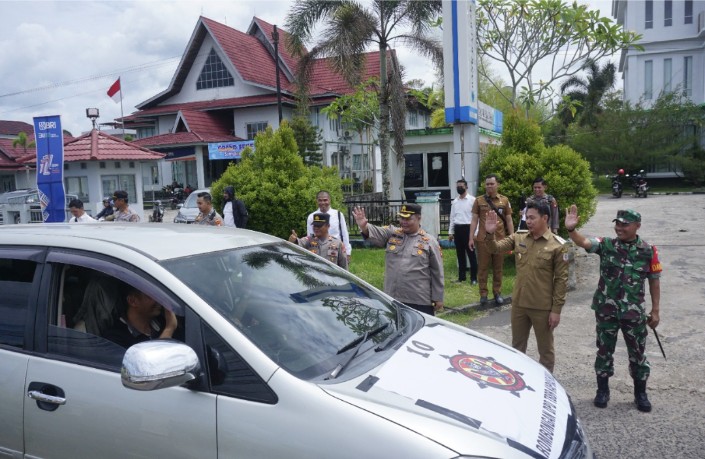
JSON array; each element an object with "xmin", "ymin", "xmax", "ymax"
[
  {"xmin": 160, "ymin": 243, "xmax": 403, "ymax": 379},
  {"xmin": 182, "ymin": 192, "xmax": 199, "ymax": 208}
]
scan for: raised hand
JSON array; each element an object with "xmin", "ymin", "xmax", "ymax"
[
  {"xmin": 565, "ymin": 204, "xmax": 579, "ymax": 231},
  {"xmin": 288, "ymin": 230, "xmax": 298, "ymax": 243},
  {"xmin": 485, "ymin": 210, "xmax": 498, "ymax": 234},
  {"xmin": 351, "ymin": 206, "xmax": 368, "ymax": 228}
]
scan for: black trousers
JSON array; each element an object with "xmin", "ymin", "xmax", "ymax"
[
  {"xmin": 454, "ymin": 224, "xmax": 478, "ymax": 282},
  {"xmin": 406, "ymin": 303, "xmax": 435, "ymax": 316}
]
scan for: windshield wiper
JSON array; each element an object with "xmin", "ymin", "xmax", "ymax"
[{"xmin": 326, "ymin": 322, "xmax": 390, "ymax": 380}]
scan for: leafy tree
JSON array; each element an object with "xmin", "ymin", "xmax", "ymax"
[
  {"xmin": 480, "ymin": 110, "xmax": 597, "ymax": 232},
  {"xmin": 567, "ymin": 91, "xmax": 705, "ymax": 178},
  {"xmin": 286, "ymin": 0, "xmax": 443, "ymax": 200},
  {"xmin": 560, "ymin": 58, "xmax": 617, "ymax": 128},
  {"xmin": 12, "ymin": 131, "xmax": 35, "ymax": 154},
  {"xmin": 477, "ymin": 0, "xmax": 641, "ymax": 116},
  {"xmin": 289, "ymin": 116, "xmax": 323, "ymax": 166},
  {"xmin": 210, "ymin": 122, "xmax": 345, "ymax": 239}
]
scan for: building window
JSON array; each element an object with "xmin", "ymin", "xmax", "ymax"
[
  {"xmin": 81, "ymin": 162, "xmax": 87, "ymax": 169},
  {"xmin": 328, "ymin": 116, "xmax": 341, "ymax": 134},
  {"xmin": 99, "ymin": 162, "xmax": 106, "ymax": 169},
  {"xmin": 664, "ymin": 1, "xmax": 672, "ymax": 26},
  {"xmin": 246, "ymin": 122, "xmax": 268, "ymax": 140},
  {"xmin": 137, "ymin": 127, "xmax": 156, "ymax": 139},
  {"xmin": 114, "ymin": 162, "xmax": 121, "ymax": 169},
  {"xmin": 408, "ymin": 110, "xmax": 418, "ymax": 127},
  {"xmin": 101, "ymin": 175, "xmax": 136, "ymax": 203},
  {"xmin": 644, "ymin": 60, "xmax": 653, "ymax": 100},
  {"xmin": 64, "ymin": 176, "xmax": 89, "ymax": 203},
  {"xmin": 684, "ymin": 56, "xmax": 693, "ymax": 97},
  {"xmin": 663, "ymin": 58, "xmax": 672, "ymax": 93},
  {"xmin": 645, "ymin": 0, "xmax": 653, "ymax": 29},
  {"xmin": 685, "ymin": 0, "xmax": 693, "ymax": 24},
  {"xmin": 129, "ymin": 161, "xmax": 135, "ymax": 168},
  {"xmin": 196, "ymin": 48, "xmax": 234, "ymax": 90}
]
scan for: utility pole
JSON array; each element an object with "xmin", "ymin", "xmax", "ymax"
[{"xmin": 272, "ymin": 25, "xmax": 283, "ymax": 124}]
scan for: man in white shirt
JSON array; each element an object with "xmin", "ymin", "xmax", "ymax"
[
  {"xmin": 306, "ymin": 190, "xmax": 352, "ymax": 261},
  {"xmin": 68, "ymin": 199, "xmax": 97, "ymax": 224},
  {"xmin": 448, "ymin": 179, "xmax": 477, "ymax": 284}
]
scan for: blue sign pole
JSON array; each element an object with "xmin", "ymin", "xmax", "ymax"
[{"xmin": 33, "ymin": 115, "xmax": 66, "ymax": 222}]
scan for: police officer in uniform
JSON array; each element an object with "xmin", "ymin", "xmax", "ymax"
[
  {"xmin": 352, "ymin": 203, "xmax": 444, "ymax": 315},
  {"xmin": 289, "ymin": 213, "xmax": 348, "ymax": 270},
  {"xmin": 566, "ymin": 206, "xmax": 662, "ymax": 412},
  {"xmin": 194, "ymin": 192, "xmax": 223, "ymax": 226},
  {"xmin": 485, "ymin": 200, "xmax": 569, "ymax": 373},
  {"xmin": 469, "ymin": 174, "xmax": 514, "ymax": 305}
]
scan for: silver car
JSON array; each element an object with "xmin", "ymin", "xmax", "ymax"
[
  {"xmin": 173, "ymin": 188, "xmax": 210, "ymax": 223},
  {"xmin": 0, "ymin": 224, "xmax": 592, "ymax": 459}
]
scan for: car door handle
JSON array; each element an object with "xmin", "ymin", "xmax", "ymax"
[
  {"xmin": 27, "ymin": 382, "xmax": 67, "ymax": 411},
  {"xmin": 27, "ymin": 390, "xmax": 67, "ymax": 405}
]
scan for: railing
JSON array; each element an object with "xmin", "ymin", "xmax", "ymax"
[{"xmin": 344, "ymin": 198, "xmax": 453, "ymax": 236}]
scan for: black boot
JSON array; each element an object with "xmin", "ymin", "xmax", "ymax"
[
  {"xmin": 594, "ymin": 376, "xmax": 610, "ymax": 408},
  {"xmin": 634, "ymin": 380, "xmax": 652, "ymax": 412}
]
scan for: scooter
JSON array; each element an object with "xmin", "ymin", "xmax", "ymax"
[
  {"xmin": 631, "ymin": 170, "xmax": 649, "ymax": 198},
  {"xmin": 610, "ymin": 175, "xmax": 623, "ymax": 198},
  {"xmin": 149, "ymin": 200, "xmax": 164, "ymax": 222},
  {"xmin": 170, "ymin": 188, "xmax": 184, "ymax": 210}
]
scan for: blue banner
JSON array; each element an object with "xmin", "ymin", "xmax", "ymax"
[
  {"xmin": 33, "ymin": 115, "xmax": 66, "ymax": 223},
  {"xmin": 208, "ymin": 140, "xmax": 255, "ymax": 160}
]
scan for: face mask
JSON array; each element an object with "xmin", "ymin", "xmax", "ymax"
[{"xmin": 456, "ymin": 187, "xmax": 466, "ymax": 194}]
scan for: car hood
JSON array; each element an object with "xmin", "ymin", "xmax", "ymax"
[{"xmin": 321, "ymin": 321, "xmax": 573, "ymax": 459}]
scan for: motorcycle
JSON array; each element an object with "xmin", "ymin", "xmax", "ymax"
[
  {"xmin": 149, "ymin": 200, "xmax": 164, "ymax": 222},
  {"xmin": 610, "ymin": 175, "xmax": 623, "ymax": 198},
  {"xmin": 631, "ymin": 170, "xmax": 649, "ymax": 198},
  {"xmin": 170, "ymin": 187, "xmax": 184, "ymax": 210}
]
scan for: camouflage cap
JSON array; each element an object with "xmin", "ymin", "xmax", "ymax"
[{"xmin": 613, "ymin": 209, "xmax": 641, "ymax": 223}]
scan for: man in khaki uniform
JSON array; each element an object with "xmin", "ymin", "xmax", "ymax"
[
  {"xmin": 289, "ymin": 213, "xmax": 348, "ymax": 270},
  {"xmin": 352, "ymin": 203, "xmax": 444, "ymax": 315},
  {"xmin": 485, "ymin": 200, "xmax": 569, "ymax": 373},
  {"xmin": 469, "ymin": 174, "xmax": 514, "ymax": 305}
]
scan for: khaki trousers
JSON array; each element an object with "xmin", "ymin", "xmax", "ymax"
[
  {"xmin": 511, "ymin": 306, "xmax": 555, "ymax": 373},
  {"xmin": 476, "ymin": 240, "xmax": 504, "ymax": 297}
]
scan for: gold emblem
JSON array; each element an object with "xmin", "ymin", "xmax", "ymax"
[
  {"xmin": 417, "ymin": 250, "xmax": 423, "ymax": 255},
  {"xmin": 389, "ymin": 245, "xmax": 396, "ymax": 250}
]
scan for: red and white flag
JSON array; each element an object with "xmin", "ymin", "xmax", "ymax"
[{"xmin": 107, "ymin": 77, "xmax": 121, "ymax": 103}]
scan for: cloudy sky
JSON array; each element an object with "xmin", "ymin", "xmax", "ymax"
[{"xmin": 0, "ymin": 0, "xmax": 614, "ymax": 136}]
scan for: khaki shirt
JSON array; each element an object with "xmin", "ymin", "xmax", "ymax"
[
  {"xmin": 295, "ymin": 234, "xmax": 348, "ymax": 270},
  {"xmin": 364, "ymin": 224, "xmax": 444, "ymax": 306},
  {"xmin": 486, "ymin": 230, "xmax": 569, "ymax": 313},
  {"xmin": 472, "ymin": 194, "xmax": 512, "ymax": 241}
]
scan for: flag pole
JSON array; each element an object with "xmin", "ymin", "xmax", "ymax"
[{"xmin": 119, "ymin": 77, "xmax": 125, "ymax": 138}]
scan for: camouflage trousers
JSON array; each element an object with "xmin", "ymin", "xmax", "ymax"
[{"xmin": 594, "ymin": 302, "xmax": 650, "ymax": 381}]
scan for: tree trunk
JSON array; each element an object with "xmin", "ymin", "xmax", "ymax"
[{"xmin": 379, "ymin": 44, "xmax": 391, "ymax": 201}]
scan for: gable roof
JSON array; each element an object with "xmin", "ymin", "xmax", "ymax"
[
  {"xmin": 135, "ymin": 16, "xmax": 383, "ymax": 111},
  {"xmin": 131, "ymin": 109, "xmax": 243, "ymax": 148},
  {"xmin": 0, "ymin": 120, "xmax": 34, "ymax": 137}
]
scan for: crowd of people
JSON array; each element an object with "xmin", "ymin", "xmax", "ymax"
[{"xmin": 66, "ymin": 179, "xmax": 662, "ymax": 413}]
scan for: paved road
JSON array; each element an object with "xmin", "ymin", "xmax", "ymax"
[{"xmin": 470, "ymin": 193, "xmax": 705, "ymax": 458}]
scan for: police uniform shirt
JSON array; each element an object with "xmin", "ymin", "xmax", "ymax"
[
  {"xmin": 472, "ymin": 194, "xmax": 512, "ymax": 240},
  {"xmin": 114, "ymin": 207, "xmax": 141, "ymax": 222},
  {"xmin": 195, "ymin": 209, "xmax": 223, "ymax": 226},
  {"xmin": 295, "ymin": 234, "xmax": 348, "ymax": 270},
  {"xmin": 364, "ymin": 224, "xmax": 444, "ymax": 306},
  {"xmin": 306, "ymin": 208, "xmax": 352, "ymax": 256},
  {"xmin": 486, "ymin": 230, "xmax": 569, "ymax": 313}
]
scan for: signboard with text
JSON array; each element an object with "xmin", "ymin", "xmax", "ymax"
[
  {"xmin": 208, "ymin": 140, "xmax": 255, "ymax": 160},
  {"xmin": 33, "ymin": 115, "xmax": 66, "ymax": 223},
  {"xmin": 443, "ymin": 0, "xmax": 478, "ymax": 124}
]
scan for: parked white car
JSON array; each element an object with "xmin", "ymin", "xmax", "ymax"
[
  {"xmin": 0, "ymin": 223, "xmax": 592, "ymax": 459},
  {"xmin": 0, "ymin": 189, "xmax": 77, "ymax": 224},
  {"xmin": 173, "ymin": 188, "xmax": 210, "ymax": 223}
]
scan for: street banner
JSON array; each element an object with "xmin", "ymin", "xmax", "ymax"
[
  {"xmin": 33, "ymin": 115, "xmax": 66, "ymax": 222},
  {"xmin": 208, "ymin": 140, "xmax": 255, "ymax": 160},
  {"xmin": 443, "ymin": 0, "xmax": 478, "ymax": 124}
]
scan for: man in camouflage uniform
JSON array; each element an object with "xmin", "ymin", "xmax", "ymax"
[
  {"xmin": 352, "ymin": 203, "xmax": 444, "ymax": 315},
  {"xmin": 529, "ymin": 177, "xmax": 559, "ymax": 234},
  {"xmin": 485, "ymin": 200, "xmax": 569, "ymax": 373},
  {"xmin": 469, "ymin": 174, "xmax": 514, "ymax": 305},
  {"xmin": 194, "ymin": 192, "xmax": 223, "ymax": 226},
  {"xmin": 566, "ymin": 206, "xmax": 662, "ymax": 412},
  {"xmin": 289, "ymin": 213, "xmax": 348, "ymax": 270}
]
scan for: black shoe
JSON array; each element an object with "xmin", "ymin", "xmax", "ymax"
[
  {"xmin": 480, "ymin": 296, "xmax": 488, "ymax": 305},
  {"xmin": 634, "ymin": 380, "xmax": 652, "ymax": 412},
  {"xmin": 471, "ymin": 280, "xmax": 478, "ymax": 286},
  {"xmin": 594, "ymin": 376, "xmax": 610, "ymax": 408},
  {"xmin": 494, "ymin": 294, "xmax": 505, "ymax": 305}
]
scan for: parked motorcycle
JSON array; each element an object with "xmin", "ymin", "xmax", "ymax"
[
  {"xmin": 149, "ymin": 200, "xmax": 164, "ymax": 222},
  {"xmin": 630, "ymin": 170, "xmax": 649, "ymax": 198},
  {"xmin": 610, "ymin": 174, "xmax": 623, "ymax": 198},
  {"xmin": 170, "ymin": 188, "xmax": 184, "ymax": 210}
]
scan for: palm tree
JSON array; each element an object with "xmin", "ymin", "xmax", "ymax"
[
  {"xmin": 286, "ymin": 0, "xmax": 443, "ymax": 200},
  {"xmin": 12, "ymin": 131, "xmax": 35, "ymax": 154},
  {"xmin": 560, "ymin": 58, "xmax": 617, "ymax": 128}
]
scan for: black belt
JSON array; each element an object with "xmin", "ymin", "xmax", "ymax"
[{"xmin": 454, "ymin": 224, "xmax": 471, "ymax": 227}]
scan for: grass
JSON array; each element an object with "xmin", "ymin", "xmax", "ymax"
[{"xmin": 349, "ymin": 247, "xmax": 516, "ymax": 310}]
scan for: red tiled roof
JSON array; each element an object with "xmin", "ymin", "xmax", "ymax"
[
  {"xmin": 20, "ymin": 130, "xmax": 164, "ymax": 164},
  {"xmin": 250, "ymin": 17, "xmax": 300, "ymax": 78},
  {"xmin": 309, "ymin": 51, "xmax": 383, "ymax": 96},
  {"xmin": 132, "ymin": 130, "xmax": 242, "ymax": 148},
  {"xmin": 0, "ymin": 137, "xmax": 36, "ymax": 160},
  {"xmin": 0, "ymin": 120, "xmax": 34, "ymax": 136}
]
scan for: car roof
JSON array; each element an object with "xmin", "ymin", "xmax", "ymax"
[{"xmin": 0, "ymin": 223, "xmax": 280, "ymax": 261}]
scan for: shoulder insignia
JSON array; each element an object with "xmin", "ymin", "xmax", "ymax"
[
  {"xmin": 421, "ymin": 236, "xmax": 430, "ymax": 242},
  {"xmin": 394, "ymin": 228, "xmax": 403, "ymax": 234}
]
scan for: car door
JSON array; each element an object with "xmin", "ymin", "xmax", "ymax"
[
  {"xmin": 0, "ymin": 248, "xmax": 44, "ymax": 459},
  {"xmin": 23, "ymin": 250, "xmax": 217, "ymax": 459}
]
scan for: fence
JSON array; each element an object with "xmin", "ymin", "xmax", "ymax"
[{"xmin": 344, "ymin": 198, "xmax": 453, "ymax": 236}]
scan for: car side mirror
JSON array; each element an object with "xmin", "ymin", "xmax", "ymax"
[{"xmin": 121, "ymin": 340, "xmax": 201, "ymax": 391}]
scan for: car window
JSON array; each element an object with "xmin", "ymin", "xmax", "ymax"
[
  {"xmin": 202, "ymin": 322, "xmax": 277, "ymax": 404},
  {"xmin": 161, "ymin": 243, "xmax": 402, "ymax": 380},
  {"xmin": 183, "ymin": 192, "xmax": 199, "ymax": 208},
  {"xmin": 0, "ymin": 257, "xmax": 39, "ymax": 348},
  {"xmin": 47, "ymin": 261, "xmax": 185, "ymax": 370}
]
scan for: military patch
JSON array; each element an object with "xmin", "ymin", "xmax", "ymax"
[{"xmin": 443, "ymin": 352, "xmax": 534, "ymax": 397}]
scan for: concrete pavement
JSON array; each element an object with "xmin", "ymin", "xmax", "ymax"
[{"xmin": 469, "ymin": 194, "xmax": 705, "ymax": 458}]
